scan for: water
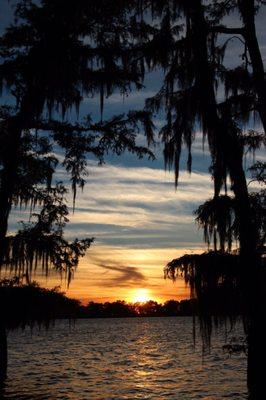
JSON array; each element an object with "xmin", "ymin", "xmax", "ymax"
[{"xmin": 3, "ymin": 317, "xmax": 247, "ymax": 399}]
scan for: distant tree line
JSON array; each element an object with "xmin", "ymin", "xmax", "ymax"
[
  {"xmin": 80, "ymin": 299, "xmax": 198, "ymax": 318},
  {"xmin": 0, "ymin": 278, "xmax": 81, "ymax": 330},
  {"xmin": 0, "ymin": 278, "xmax": 201, "ymax": 320},
  {"xmin": 0, "ymin": 0, "xmax": 265, "ymax": 396}
]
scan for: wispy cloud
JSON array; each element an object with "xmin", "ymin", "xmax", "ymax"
[
  {"xmin": 96, "ymin": 262, "xmax": 147, "ymax": 287},
  {"xmin": 61, "ymin": 162, "xmax": 214, "ymax": 248}
]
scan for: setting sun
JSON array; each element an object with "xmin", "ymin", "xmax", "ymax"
[{"xmin": 130, "ymin": 288, "xmax": 151, "ymax": 303}]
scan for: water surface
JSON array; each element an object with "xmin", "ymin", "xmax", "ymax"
[{"xmin": 3, "ymin": 317, "xmax": 247, "ymax": 399}]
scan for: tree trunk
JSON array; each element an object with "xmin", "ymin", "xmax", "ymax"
[
  {"xmin": 227, "ymin": 137, "xmax": 257, "ymax": 260},
  {"xmin": 0, "ymin": 92, "xmax": 34, "ymax": 265},
  {"xmin": 235, "ymin": 3, "xmax": 266, "ymax": 397},
  {"xmin": 247, "ymin": 283, "xmax": 266, "ymax": 400},
  {"xmin": 0, "ymin": 323, "xmax": 7, "ymax": 383},
  {"xmin": 225, "ymin": 134, "xmax": 266, "ymax": 398},
  {"xmin": 219, "ymin": 138, "xmax": 266, "ymax": 399},
  {"xmin": 239, "ymin": 0, "xmax": 266, "ymax": 132},
  {"xmin": 214, "ymin": 107, "xmax": 265, "ymax": 400},
  {"xmin": 189, "ymin": 2, "xmax": 264, "ymax": 398},
  {"xmin": 190, "ymin": 1, "xmax": 257, "ymax": 257},
  {"xmin": 0, "ymin": 119, "xmax": 22, "ymax": 264}
]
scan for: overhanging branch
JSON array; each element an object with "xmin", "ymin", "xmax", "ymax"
[{"xmin": 210, "ymin": 26, "xmax": 245, "ymax": 36}]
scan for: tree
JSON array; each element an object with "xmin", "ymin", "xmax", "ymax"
[
  {"xmin": 122, "ymin": 4, "xmax": 265, "ymax": 392},
  {"xmin": 104, "ymin": 0, "xmax": 264, "ymax": 265},
  {"xmin": 209, "ymin": 0, "xmax": 266, "ymax": 131},
  {"xmin": 2, "ymin": 184, "xmax": 93, "ymax": 285},
  {"xmin": 137, "ymin": 1, "xmax": 260, "ymax": 263},
  {"xmin": 195, "ymin": 195, "xmax": 237, "ymax": 253},
  {"xmin": 163, "ymin": 300, "xmax": 180, "ymax": 316},
  {"xmin": 1, "ymin": 0, "xmax": 265, "ymax": 394},
  {"xmin": 166, "ymin": 158, "xmax": 265, "ymax": 398},
  {"xmin": 0, "ymin": 184, "xmax": 93, "ymax": 381},
  {"xmin": 0, "ymin": 0, "xmax": 154, "ymax": 381},
  {"xmin": 0, "ymin": 277, "xmax": 82, "ymax": 381},
  {"xmin": 0, "ymin": 0, "xmax": 154, "ymax": 248}
]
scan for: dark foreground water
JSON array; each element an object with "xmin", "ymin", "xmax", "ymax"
[{"xmin": 2, "ymin": 317, "xmax": 247, "ymax": 399}]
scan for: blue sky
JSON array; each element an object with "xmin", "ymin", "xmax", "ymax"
[{"xmin": 1, "ymin": 1, "xmax": 265, "ymax": 303}]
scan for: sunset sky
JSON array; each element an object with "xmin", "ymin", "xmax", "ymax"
[
  {"xmin": 36, "ymin": 166, "xmax": 213, "ymax": 304},
  {"xmin": 1, "ymin": 1, "xmax": 265, "ymax": 304}
]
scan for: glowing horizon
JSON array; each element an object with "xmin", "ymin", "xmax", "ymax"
[
  {"xmin": 128, "ymin": 288, "xmax": 151, "ymax": 303},
  {"xmin": 9, "ymin": 163, "xmax": 211, "ymax": 305},
  {"xmin": 35, "ymin": 244, "xmax": 200, "ymax": 305}
]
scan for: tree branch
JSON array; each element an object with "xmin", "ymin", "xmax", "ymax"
[{"xmin": 210, "ymin": 26, "xmax": 245, "ymax": 36}]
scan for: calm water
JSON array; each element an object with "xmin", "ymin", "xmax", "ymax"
[{"xmin": 2, "ymin": 318, "xmax": 247, "ymax": 399}]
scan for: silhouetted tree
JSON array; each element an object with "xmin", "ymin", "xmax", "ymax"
[
  {"xmin": 103, "ymin": 301, "xmax": 136, "ymax": 318},
  {"xmin": 103, "ymin": 0, "xmax": 264, "ymax": 269},
  {"xmin": 166, "ymin": 165, "xmax": 265, "ymax": 398},
  {"xmin": 137, "ymin": 1, "xmax": 260, "ymax": 265},
  {"xmin": 136, "ymin": 300, "xmax": 162, "ymax": 316},
  {"xmin": 162, "ymin": 300, "xmax": 180, "ymax": 316},
  {"xmin": 195, "ymin": 195, "xmax": 237, "ymax": 253},
  {"xmin": 165, "ymin": 251, "xmax": 245, "ymax": 349},
  {"xmin": 0, "ymin": 0, "xmax": 155, "ymax": 380},
  {"xmin": 85, "ymin": 299, "xmax": 186, "ymax": 318},
  {"xmin": 0, "ymin": 0, "xmax": 154, "ymax": 248},
  {"xmin": 1, "ymin": 1, "xmax": 265, "ymax": 395},
  {"xmin": 208, "ymin": 0, "xmax": 266, "ymax": 131},
  {"xmin": 0, "ymin": 277, "xmax": 81, "ymax": 381},
  {"xmin": 125, "ymin": 3, "xmax": 265, "ymax": 394},
  {"xmin": 0, "ymin": 184, "xmax": 93, "ymax": 381},
  {"xmin": 86, "ymin": 302, "xmax": 105, "ymax": 318},
  {"xmin": 2, "ymin": 185, "xmax": 93, "ymax": 284}
]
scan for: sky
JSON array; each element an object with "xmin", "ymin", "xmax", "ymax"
[{"xmin": 1, "ymin": 1, "xmax": 265, "ymax": 304}]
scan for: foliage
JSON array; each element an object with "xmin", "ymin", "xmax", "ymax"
[
  {"xmin": 249, "ymin": 161, "xmax": 266, "ymax": 185},
  {"xmin": 0, "ymin": 0, "xmax": 144, "ymax": 117},
  {"xmin": 194, "ymin": 167, "xmax": 265, "ymax": 253},
  {"xmin": 1, "ymin": 185, "xmax": 93, "ymax": 284},
  {"xmin": 0, "ymin": 278, "xmax": 81, "ymax": 330},
  {"xmin": 165, "ymin": 251, "xmax": 241, "ymax": 296},
  {"xmin": 195, "ymin": 195, "xmax": 238, "ymax": 253},
  {"xmin": 117, "ymin": 0, "xmax": 266, "ymax": 197},
  {"xmin": 0, "ymin": 0, "xmax": 155, "ymax": 276},
  {"xmin": 164, "ymin": 250, "xmax": 246, "ymax": 348},
  {"xmin": 84, "ymin": 299, "xmax": 195, "ymax": 318}
]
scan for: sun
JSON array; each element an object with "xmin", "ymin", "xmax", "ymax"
[{"xmin": 131, "ymin": 288, "xmax": 151, "ymax": 303}]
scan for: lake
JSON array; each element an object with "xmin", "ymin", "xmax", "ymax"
[{"xmin": 2, "ymin": 317, "xmax": 247, "ymax": 399}]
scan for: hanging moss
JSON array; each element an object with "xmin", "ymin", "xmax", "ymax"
[
  {"xmin": 165, "ymin": 251, "xmax": 248, "ymax": 350},
  {"xmin": 195, "ymin": 196, "xmax": 238, "ymax": 252},
  {"xmin": 1, "ymin": 186, "xmax": 93, "ymax": 285},
  {"xmin": 0, "ymin": 278, "xmax": 81, "ymax": 331}
]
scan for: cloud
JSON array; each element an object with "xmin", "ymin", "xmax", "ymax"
[
  {"xmin": 96, "ymin": 261, "xmax": 147, "ymax": 288},
  {"xmin": 9, "ymin": 161, "xmax": 215, "ymax": 248},
  {"xmin": 60, "ymin": 162, "xmax": 215, "ymax": 247}
]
